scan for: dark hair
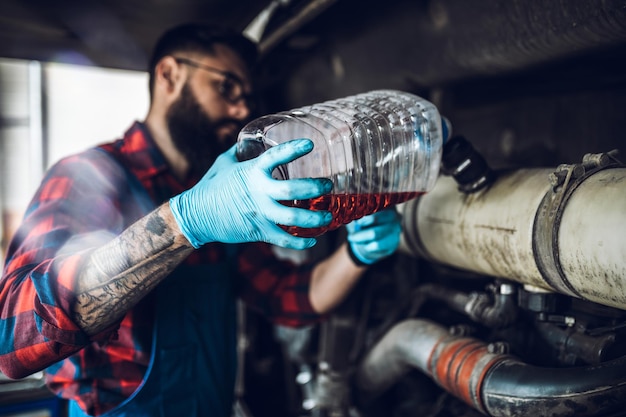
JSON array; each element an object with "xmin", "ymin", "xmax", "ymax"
[{"xmin": 148, "ymin": 22, "xmax": 258, "ymax": 99}]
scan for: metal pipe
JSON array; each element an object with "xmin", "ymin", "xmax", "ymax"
[
  {"xmin": 399, "ymin": 161, "xmax": 626, "ymax": 310},
  {"xmin": 405, "ymin": 0, "xmax": 626, "ymax": 86},
  {"xmin": 258, "ymin": 0, "xmax": 339, "ymax": 55},
  {"xmin": 355, "ymin": 319, "xmax": 626, "ymax": 416},
  {"xmin": 242, "ymin": 0, "xmax": 292, "ymax": 43},
  {"xmin": 407, "ymin": 282, "xmax": 518, "ymax": 328}
]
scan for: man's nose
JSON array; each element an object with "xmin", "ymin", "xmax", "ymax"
[{"xmin": 229, "ymin": 99, "xmax": 251, "ymax": 120}]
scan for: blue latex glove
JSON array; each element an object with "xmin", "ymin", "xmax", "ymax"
[
  {"xmin": 170, "ymin": 139, "xmax": 333, "ymax": 250},
  {"xmin": 346, "ymin": 209, "xmax": 402, "ymax": 266}
]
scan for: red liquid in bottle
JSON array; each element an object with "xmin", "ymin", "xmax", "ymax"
[{"xmin": 280, "ymin": 191, "xmax": 423, "ymax": 237}]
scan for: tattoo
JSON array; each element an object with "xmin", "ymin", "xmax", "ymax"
[
  {"xmin": 146, "ymin": 213, "xmax": 167, "ymax": 235},
  {"xmin": 74, "ymin": 204, "xmax": 193, "ymax": 335}
]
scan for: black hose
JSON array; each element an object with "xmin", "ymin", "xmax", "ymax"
[
  {"xmin": 483, "ymin": 355, "xmax": 626, "ymax": 416},
  {"xmin": 355, "ymin": 319, "xmax": 626, "ymax": 417}
]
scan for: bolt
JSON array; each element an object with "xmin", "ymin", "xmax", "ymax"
[{"xmin": 488, "ymin": 341, "xmax": 510, "ymax": 354}]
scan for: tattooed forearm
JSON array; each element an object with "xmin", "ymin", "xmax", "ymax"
[{"xmin": 74, "ymin": 203, "xmax": 194, "ymax": 335}]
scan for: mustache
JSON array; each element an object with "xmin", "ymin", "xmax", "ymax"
[{"xmin": 213, "ymin": 118, "xmax": 245, "ymax": 132}]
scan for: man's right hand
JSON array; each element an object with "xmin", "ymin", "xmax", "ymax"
[{"xmin": 169, "ymin": 139, "xmax": 333, "ymax": 250}]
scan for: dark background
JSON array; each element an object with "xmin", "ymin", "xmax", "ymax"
[{"xmin": 2, "ymin": 0, "xmax": 625, "ymax": 170}]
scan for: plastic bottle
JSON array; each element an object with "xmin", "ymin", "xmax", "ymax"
[{"xmin": 236, "ymin": 89, "xmax": 449, "ymax": 237}]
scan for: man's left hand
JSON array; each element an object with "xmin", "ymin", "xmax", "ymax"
[{"xmin": 346, "ymin": 209, "xmax": 402, "ymax": 266}]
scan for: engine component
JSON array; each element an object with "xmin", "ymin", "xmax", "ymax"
[
  {"xmin": 441, "ymin": 135, "xmax": 495, "ymax": 193},
  {"xmin": 355, "ymin": 319, "xmax": 626, "ymax": 417},
  {"xmin": 399, "ymin": 151, "xmax": 626, "ymax": 310}
]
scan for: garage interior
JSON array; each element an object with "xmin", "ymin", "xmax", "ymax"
[{"xmin": 1, "ymin": 1, "xmax": 625, "ymax": 416}]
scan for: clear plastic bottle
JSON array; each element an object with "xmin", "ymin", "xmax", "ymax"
[{"xmin": 236, "ymin": 90, "xmax": 449, "ymax": 237}]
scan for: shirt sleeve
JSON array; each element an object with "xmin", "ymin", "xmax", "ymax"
[
  {"xmin": 237, "ymin": 242, "xmax": 322, "ymax": 327},
  {"xmin": 0, "ymin": 150, "xmax": 130, "ymax": 379}
]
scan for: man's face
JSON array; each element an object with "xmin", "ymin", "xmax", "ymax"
[
  {"xmin": 166, "ymin": 45, "xmax": 254, "ymax": 176},
  {"xmin": 166, "ymin": 81, "xmax": 243, "ymax": 176}
]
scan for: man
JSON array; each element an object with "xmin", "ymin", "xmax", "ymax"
[{"xmin": 0, "ymin": 23, "xmax": 401, "ymax": 416}]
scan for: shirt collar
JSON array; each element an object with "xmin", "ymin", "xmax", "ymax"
[{"xmin": 120, "ymin": 121, "xmax": 170, "ymax": 180}]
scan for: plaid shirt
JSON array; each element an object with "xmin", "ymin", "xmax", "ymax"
[{"xmin": 0, "ymin": 121, "xmax": 319, "ymax": 414}]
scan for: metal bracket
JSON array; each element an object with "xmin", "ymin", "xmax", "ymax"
[{"xmin": 532, "ymin": 150, "xmax": 623, "ymax": 297}]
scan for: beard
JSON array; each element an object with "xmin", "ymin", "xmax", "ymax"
[{"xmin": 166, "ymin": 83, "xmax": 244, "ymax": 177}]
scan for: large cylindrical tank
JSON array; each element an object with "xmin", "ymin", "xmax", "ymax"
[{"xmin": 399, "ymin": 160, "xmax": 626, "ymax": 310}]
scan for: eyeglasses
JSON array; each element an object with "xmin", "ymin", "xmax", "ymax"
[{"xmin": 173, "ymin": 57, "xmax": 256, "ymax": 109}]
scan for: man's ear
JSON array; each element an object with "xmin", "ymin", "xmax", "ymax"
[{"xmin": 155, "ymin": 56, "xmax": 184, "ymax": 94}]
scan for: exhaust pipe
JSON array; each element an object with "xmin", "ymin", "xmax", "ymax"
[{"xmin": 355, "ymin": 319, "xmax": 626, "ymax": 416}]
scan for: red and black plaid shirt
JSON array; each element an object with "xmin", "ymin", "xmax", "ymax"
[{"xmin": 0, "ymin": 122, "xmax": 319, "ymax": 414}]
